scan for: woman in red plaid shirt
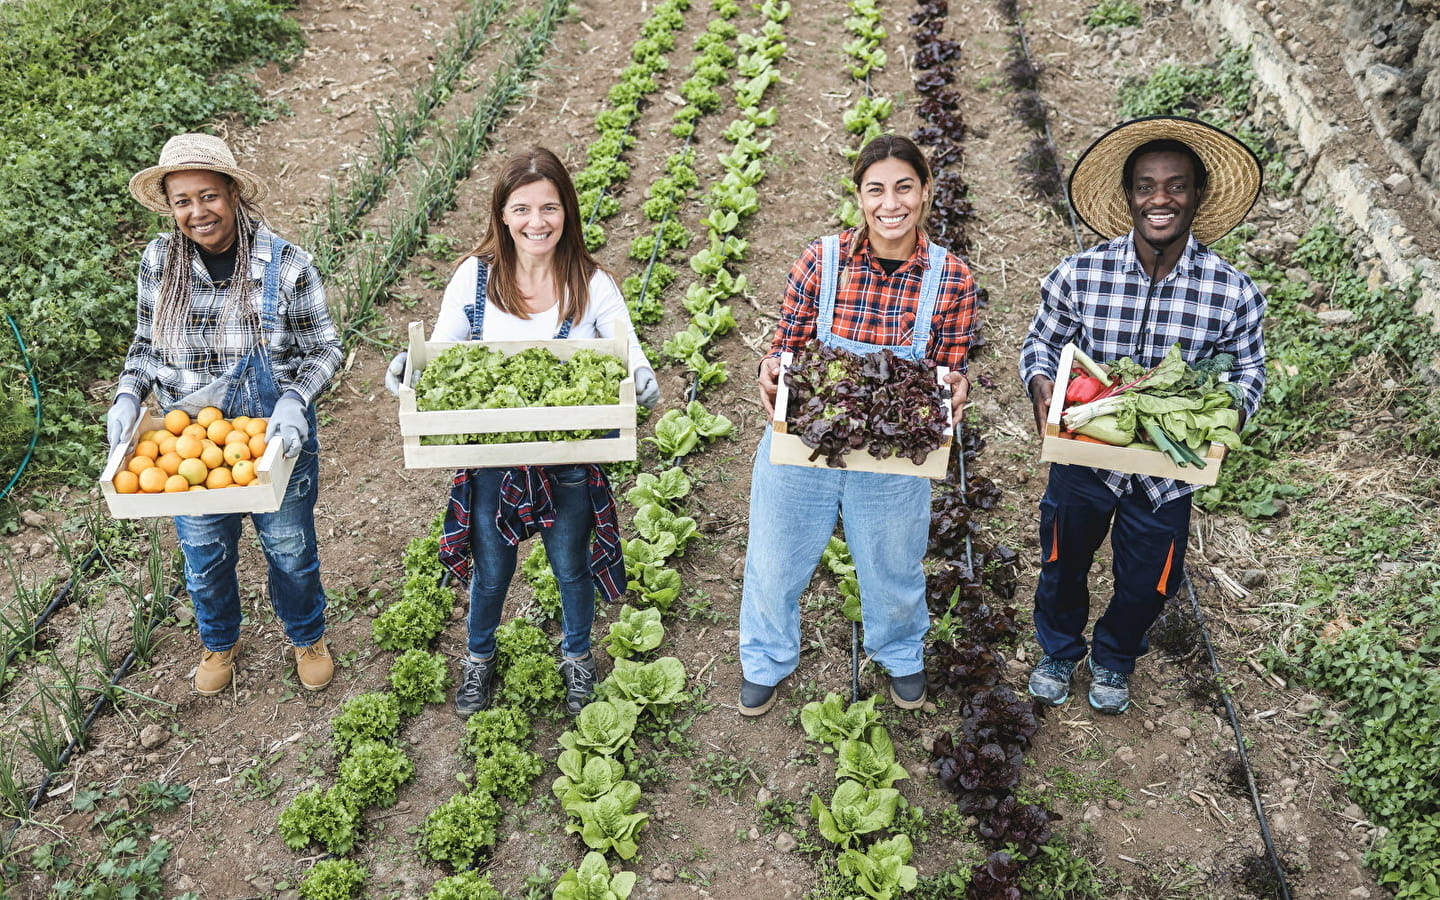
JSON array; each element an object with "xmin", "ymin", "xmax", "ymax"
[{"xmin": 737, "ymin": 135, "xmax": 979, "ymax": 716}]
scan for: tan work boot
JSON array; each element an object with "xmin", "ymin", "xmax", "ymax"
[
  {"xmin": 294, "ymin": 638, "xmax": 333, "ymax": 691},
  {"xmin": 195, "ymin": 645, "xmax": 241, "ymax": 696}
]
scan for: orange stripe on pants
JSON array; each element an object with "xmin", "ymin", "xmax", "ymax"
[
  {"xmin": 1156, "ymin": 540, "xmax": 1175, "ymax": 595},
  {"xmin": 1047, "ymin": 520, "xmax": 1059, "ymax": 563}
]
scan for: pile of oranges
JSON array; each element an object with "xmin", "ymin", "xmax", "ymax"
[{"xmin": 112, "ymin": 407, "xmax": 269, "ymax": 494}]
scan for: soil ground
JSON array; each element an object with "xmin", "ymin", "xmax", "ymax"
[{"xmin": 3, "ymin": 0, "xmax": 1436, "ymax": 897}]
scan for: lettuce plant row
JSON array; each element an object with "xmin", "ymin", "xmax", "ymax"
[{"xmin": 832, "ymin": 0, "xmax": 895, "ymax": 227}]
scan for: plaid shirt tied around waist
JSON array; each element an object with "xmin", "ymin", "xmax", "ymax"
[
  {"xmin": 439, "ymin": 465, "xmax": 625, "ymax": 603},
  {"xmin": 1019, "ymin": 232, "xmax": 1267, "ymax": 508}
]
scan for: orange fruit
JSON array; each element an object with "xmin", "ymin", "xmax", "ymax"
[
  {"xmin": 177, "ymin": 457, "xmax": 208, "ymax": 486},
  {"xmin": 205, "ymin": 467, "xmax": 234, "ymax": 489},
  {"xmin": 175, "ymin": 435, "xmax": 204, "ymax": 460},
  {"xmin": 138, "ymin": 467, "xmax": 168, "ymax": 493},
  {"xmin": 163, "ymin": 474, "xmax": 190, "ymax": 492},
  {"xmin": 163, "ymin": 409, "xmax": 191, "ymax": 436},
  {"xmin": 157, "ymin": 452, "xmax": 183, "ymax": 476},
  {"xmin": 245, "ymin": 418, "xmax": 268, "ymax": 437},
  {"xmin": 189, "ymin": 485, "xmax": 207, "ymax": 491},
  {"xmin": 230, "ymin": 415, "xmax": 252, "ymax": 432},
  {"xmin": 157, "ymin": 433, "xmax": 178, "ymax": 456},
  {"xmin": 200, "ymin": 444, "xmax": 225, "ymax": 469},
  {"xmin": 181, "ymin": 423, "xmax": 207, "ymax": 441},
  {"xmin": 127, "ymin": 454, "xmax": 156, "ymax": 476},
  {"xmin": 135, "ymin": 439, "xmax": 159, "ymax": 460},
  {"xmin": 223, "ymin": 443, "xmax": 251, "ymax": 465},
  {"xmin": 224, "ymin": 429, "xmax": 249, "ymax": 446},
  {"xmin": 248, "ymin": 433, "xmax": 268, "ymax": 459},
  {"xmin": 206, "ymin": 419, "xmax": 233, "ymax": 443},
  {"xmin": 231, "ymin": 459, "xmax": 256, "ymax": 486},
  {"xmin": 113, "ymin": 470, "xmax": 139, "ymax": 494},
  {"xmin": 196, "ymin": 407, "xmax": 224, "ymax": 428}
]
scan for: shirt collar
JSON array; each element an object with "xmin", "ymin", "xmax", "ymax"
[
  {"xmin": 1122, "ymin": 230, "xmax": 1199, "ymax": 279},
  {"xmin": 843, "ymin": 227, "xmax": 932, "ymax": 274}
]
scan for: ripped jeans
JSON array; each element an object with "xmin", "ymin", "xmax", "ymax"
[{"xmin": 173, "ymin": 445, "xmax": 327, "ymax": 651}]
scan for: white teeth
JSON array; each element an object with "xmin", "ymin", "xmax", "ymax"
[{"xmin": 878, "ymin": 215, "xmax": 906, "ymax": 225}]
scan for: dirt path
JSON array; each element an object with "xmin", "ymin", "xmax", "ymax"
[{"xmin": 5, "ymin": 0, "xmax": 1433, "ymax": 897}]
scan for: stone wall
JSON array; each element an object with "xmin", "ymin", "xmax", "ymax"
[{"xmin": 1346, "ymin": 0, "xmax": 1440, "ymax": 184}]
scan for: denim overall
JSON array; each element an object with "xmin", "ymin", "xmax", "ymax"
[
  {"xmin": 173, "ymin": 236, "xmax": 326, "ymax": 653},
  {"xmin": 458, "ymin": 263, "xmax": 595, "ymax": 660},
  {"xmin": 739, "ymin": 234, "xmax": 948, "ymax": 687}
]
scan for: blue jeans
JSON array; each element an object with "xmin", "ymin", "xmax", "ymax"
[
  {"xmin": 466, "ymin": 465, "xmax": 596, "ymax": 660},
  {"xmin": 739, "ymin": 428, "xmax": 932, "ymax": 686},
  {"xmin": 174, "ymin": 444, "xmax": 326, "ymax": 651},
  {"xmin": 1032, "ymin": 464, "xmax": 1192, "ymax": 673}
]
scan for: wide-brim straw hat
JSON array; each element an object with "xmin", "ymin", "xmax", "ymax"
[
  {"xmin": 1067, "ymin": 116, "xmax": 1262, "ymax": 246},
  {"xmin": 128, "ymin": 133, "xmax": 268, "ymax": 214}
]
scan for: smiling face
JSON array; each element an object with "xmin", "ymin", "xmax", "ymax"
[
  {"xmin": 1125, "ymin": 150, "xmax": 1202, "ymax": 251},
  {"xmin": 501, "ymin": 178, "xmax": 564, "ymax": 263},
  {"xmin": 857, "ymin": 156, "xmax": 929, "ymax": 260},
  {"xmin": 164, "ymin": 170, "xmax": 240, "ymax": 254}
]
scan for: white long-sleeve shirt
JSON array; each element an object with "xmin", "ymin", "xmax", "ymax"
[{"xmin": 431, "ymin": 256, "xmax": 651, "ymax": 373}]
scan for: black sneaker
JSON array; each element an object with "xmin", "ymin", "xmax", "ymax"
[
  {"xmin": 455, "ymin": 656, "xmax": 495, "ymax": 717},
  {"xmin": 1087, "ymin": 658, "xmax": 1131, "ymax": 714},
  {"xmin": 738, "ymin": 678, "xmax": 778, "ymax": 717},
  {"xmin": 559, "ymin": 655, "xmax": 597, "ymax": 716},
  {"xmin": 888, "ymin": 671, "xmax": 927, "ymax": 709},
  {"xmin": 1027, "ymin": 655, "xmax": 1078, "ymax": 706}
]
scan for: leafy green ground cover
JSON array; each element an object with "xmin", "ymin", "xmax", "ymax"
[{"xmin": 0, "ymin": 0, "xmax": 302, "ymax": 488}]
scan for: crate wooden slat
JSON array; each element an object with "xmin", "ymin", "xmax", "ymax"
[
  {"xmin": 1039, "ymin": 342, "xmax": 1225, "ymax": 486},
  {"xmin": 397, "ymin": 321, "xmax": 637, "ymax": 469},
  {"xmin": 99, "ymin": 409, "xmax": 292, "ymax": 518},
  {"xmin": 769, "ymin": 350, "xmax": 953, "ymax": 479}
]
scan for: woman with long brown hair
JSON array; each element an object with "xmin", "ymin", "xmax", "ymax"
[{"xmin": 387, "ymin": 146, "xmax": 658, "ymax": 717}]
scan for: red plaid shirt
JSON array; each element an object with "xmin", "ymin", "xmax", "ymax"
[{"xmin": 767, "ymin": 228, "xmax": 978, "ymax": 368}]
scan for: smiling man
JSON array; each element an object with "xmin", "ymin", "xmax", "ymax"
[{"xmin": 1017, "ymin": 116, "xmax": 1268, "ymax": 714}]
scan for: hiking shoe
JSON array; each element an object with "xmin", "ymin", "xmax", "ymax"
[
  {"xmin": 559, "ymin": 654, "xmax": 598, "ymax": 716},
  {"xmin": 455, "ymin": 656, "xmax": 495, "ymax": 717},
  {"xmin": 195, "ymin": 645, "xmax": 241, "ymax": 696},
  {"xmin": 888, "ymin": 671, "xmax": 927, "ymax": 709},
  {"xmin": 1027, "ymin": 655, "xmax": 1078, "ymax": 706},
  {"xmin": 293, "ymin": 638, "xmax": 333, "ymax": 691},
  {"xmin": 1087, "ymin": 658, "xmax": 1131, "ymax": 714},
  {"xmin": 738, "ymin": 678, "xmax": 779, "ymax": 717}
]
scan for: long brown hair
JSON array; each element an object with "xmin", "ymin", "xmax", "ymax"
[
  {"xmin": 849, "ymin": 134, "xmax": 933, "ymax": 249},
  {"xmin": 464, "ymin": 147, "xmax": 597, "ymax": 322}
]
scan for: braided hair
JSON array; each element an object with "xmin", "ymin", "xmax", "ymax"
[{"xmin": 152, "ymin": 188, "xmax": 261, "ymax": 348}]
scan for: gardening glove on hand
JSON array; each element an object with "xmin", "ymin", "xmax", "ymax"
[
  {"xmin": 384, "ymin": 351, "xmax": 408, "ymax": 397},
  {"xmin": 105, "ymin": 394, "xmax": 140, "ymax": 451},
  {"xmin": 634, "ymin": 366, "xmax": 660, "ymax": 409},
  {"xmin": 266, "ymin": 395, "xmax": 309, "ymax": 459}
]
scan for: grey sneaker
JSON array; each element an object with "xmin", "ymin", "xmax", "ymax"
[
  {"xmin": 559, "ymin": 655, "xmax": 598, "ymax": 716},
  {"xmin": 1087, "ymin": 658, "xmax": 1131, "ymax": 714},
  {"xmin": 455, "ymin": 656, "xmax": 495, "ymax": 717},
  {"xmin": 1027, "ymin": 656, "xmax": 1078, "ymax": 706}
]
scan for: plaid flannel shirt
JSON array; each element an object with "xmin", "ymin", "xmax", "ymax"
[
  {"xmin": 1020, "ymin": 232, "xmax": 1267, "ymax": 508},
  {"xmin": 767, "ymin": 228, "xmax": 978, "ymax": 369},
  {"xmin": 117, "ymin": 225, "xmax": 342, "ymax": 408}
]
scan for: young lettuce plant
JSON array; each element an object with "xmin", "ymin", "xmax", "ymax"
[
  {"xmin": 388, "ymin": 649, "xmax": 450, "ymax": 716},
  {"xmin": 559, "ymin": 699, "xmax": 641, "ymax": 759},
  {"xmin": 810, "ymin": 780, "xmax": 902, "ymax": 848},
  {"xmin": 331, "ymin": 692, "xmax": 401, "ymax": 757},
  {"xmin": 337, "ymin": 739, "xmax": 414, "ymax": 808},
  {"xmin": 570, "ymin": 789, "xmax": 649, "ymax": 859},
  {"xmin": 603, "ymin": 605, "xmax": 665, "ymax": 660},
  {"xmin": 298, "ymin": 859, "xmax": 367, "ymax": 900},
  {"xmin": 553, "ymin": 851, "xmax": 638, "ymax": 900},
  {"xmin": 623, "ymin": 467, "xmax": 692, "ymax": 510},
  {"xmin": 420, "ymin": 792, "xmax": 503, "ymax": 869},
  {"xmin": 424, "ymin": 871, "xmax": 502, "ymax": 900},
  {"xmin": 277, "ymin": 785, "xmax": 361, "ymax": 855},
  {"xmin": 836, "ymin": 834, "xmax": 919, "ymax": 900},
  {"xmin": 632, "ymin": 504, "xmax": 700, "ymax": 555},
  {"xmin": 800, "ymin": 693, "xmax": 881, "ymax": 747},
  {"xmin": 553, "ymin": 750, "xmax": 633, "ymax": 808},
  {"xmin": 835, "ymin": 727, "xmax": 911, "ymax": 790},
  {"xmin": 604, "ymin": 657, "xmax": 687, "ymax": 712}
]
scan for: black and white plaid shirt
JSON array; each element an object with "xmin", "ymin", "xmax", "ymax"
[
  {"xmin": 118, "ymin": 225, "xmax": 342, "ymax": 409},
  {"xmin": 1020, "ymin": 232, "xmax": 1267, "ymax": 508}
]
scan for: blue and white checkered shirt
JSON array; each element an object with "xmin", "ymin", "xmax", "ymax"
[
  {"xmin": 1019, "ymin": 232, "xmax": 1267, "ymax": 508},
  {"xmin": 117, "ymin": 225, "xmax": 342, "ymax": 408}
]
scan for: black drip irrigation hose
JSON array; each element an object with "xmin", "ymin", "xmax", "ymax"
[
  {"xmin": 1, "ymin": 548, "xmax": 102, "ymax": 681},
  {"xmin": 1181, "ymin": 571, "xmax": 1294, "ymax": 898},
  {"xmin": 1007, "ymin": 13, "xmax": 1085, "ymax": 250}
]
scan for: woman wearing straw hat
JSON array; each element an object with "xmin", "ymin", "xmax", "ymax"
[
  {"xmin": 1019, "ymin": 116, "xmax": 1267, "ymax": 714},
  {"xmin": 106, "ymin": 133, "xmax": 343, "ymax": 696}
]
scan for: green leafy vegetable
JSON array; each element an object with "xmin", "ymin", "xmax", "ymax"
[
  {"xmin": 553, "ymin": 851, "xmax": 638, "ymax": 900},
  {"xmin": 298, "ymin": 859, "xmax": 368, "ymax": 900},
  {"xmin": 420, "ymin": 793, "xmax": 502, "ymax": 869},
  {"xmin": 424, "ymin": 871, "xmax": 502, "ymax": 900},
  {"xmin": 389, "ymin": 649, "xmax": 450, "ymax": 716},
  {"xmin": 604, "ymin": 657, "xmax": 687, "ymax": 710},
  {"xmin": 278, "ymin": 786, "xmax": 361, "ymax": 855},
  {"xmin": 836, "ymin": 834, "xmax": 918, "ymax": 900},
  {"xmin": 331, "ymin": 692, "xmax": 401, "ymax": 757},
  {"xmin": 835, "ymin": 727, "xmax": 910, "ymax": 790},
  {"xmin": 800, "ymin": 693, "xmax": 881, "ymax": 747},
  {"xmin": 338, "ymin": 739, "xmax": 414, "ymax": 808},
  {"xmin": 604, "ymin": 605, "xmax": 666, "ymax": 659},
  {"xmin": 559, "ymin": 700, "xmax": 641, "ymax": 758},
  {"xmin": 810, "ymin": 781, "xmax": 901, "ymax": 848}
]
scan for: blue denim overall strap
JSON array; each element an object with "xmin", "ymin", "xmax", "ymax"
[
  {"xmin": 814, "ymin": 234, "xmax": 947, "ymax": 361},
  {"xmin": 465, "ymin": 260, "xmax": 572, "ymax": 339},
  {"xmin": 218, "ymin": 235, "xmax": 290, "ymax": 418}
]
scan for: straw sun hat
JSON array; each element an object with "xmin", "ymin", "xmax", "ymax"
[
  {"xmin": 128, "ymin": 133, "xmax": 268, "ymax": 214},
  {"xmin": 1067, "ymin": 116, "xmax": 1262, "ymax": 246}
]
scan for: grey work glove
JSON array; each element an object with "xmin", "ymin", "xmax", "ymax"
[
  {"xmin": 634, "ymin": 366, "xmax": 660, "ymax": 409},
  {"xmin": 265, "ymin": 395, "xmax": 309, "ymax": 459},
  {"xmin": 106, "ymin": 394, "xmax": 140, "ymax": 451},
  {"xmin": 384, "ymin": 351, "xmax": 409, "ymax": 397}
]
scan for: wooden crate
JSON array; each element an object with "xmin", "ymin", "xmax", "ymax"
[
  {"xmin": 397, "ymin": 321, "xmax": 637, "ymax": 469},
  {"xmin": 99, "ymin": 409, "xmax": 293, "ymax": 518},
  {"xmin": 1039, "ymin": 342, "xmax": 1225, "ymax": 486},
  {"xmin": 769, "ymin": 351, "xmax": 953, "ymax": 479}
]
